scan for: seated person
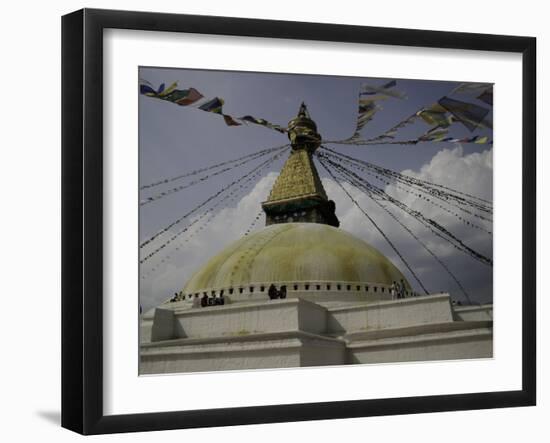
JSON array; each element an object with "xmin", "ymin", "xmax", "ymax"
[{"xmin": 268, "ymin": 283, "xmax": 278, "ymax": 300}]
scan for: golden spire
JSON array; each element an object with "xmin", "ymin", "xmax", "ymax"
[
  {"xmin": 262, "ymin": 104, "xmax": 339, "ymax": 227},
  {"xmin": 265, "ymin": 148, "xmax": 328, "ymax": 202}
]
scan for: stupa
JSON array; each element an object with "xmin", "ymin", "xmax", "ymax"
[{"xmin": 140, "ymin": 104, "xmax": 493, "ymax": 374}]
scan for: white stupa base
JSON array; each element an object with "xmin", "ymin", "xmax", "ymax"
[{"xmin": 140, "ymin": 293, "xmax": 492, "ymax": 374}]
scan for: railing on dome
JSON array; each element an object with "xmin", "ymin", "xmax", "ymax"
[{"xmin": 169, "ymin": 280, "xmax": 423, "ymax": 307}]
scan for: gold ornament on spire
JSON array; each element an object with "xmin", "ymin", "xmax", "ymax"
[{"xmin": 287, "ymin": 102, "xmax": 322, "ymax": 153}]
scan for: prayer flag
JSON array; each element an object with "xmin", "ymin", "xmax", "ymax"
[
  {"xmin": 175, "ymin": 88, "xmax": 204, "ymax": 106},
  {"xmin": 451, "ymin": 82, "xmax": 492, "ymax": 96},
  {"xmin": 158, "ymin": 81, "xmax": 178, "ymax": 97},
  {"xmin": 223, "ymin": 114, "xmax": 242, "ymax": 126},
  {"xmin": 438, "ymin": 96, "xmax": 490, "ymax": 132},
  {"xmin": 139, "ymin": 81, "xmax": 165, "ymax": 97},
  {"xmin": 360, "ymin": 80, "xmax": 405, "ymax": 98},
  {"xmin": 477, "ymin": 89, "xmax": 493, "ymax": 106},
  {"xmin": 239, "ymin": 115, "xmax": 287, "ymax": 132},
  {"xmin": 140, "ymin": 84, "xmax": 157, "ymax": 96},
  {"xmin": 240, "ymin": 115, "xmax": 260, "ymax": 124},
  {"xmin": 198, "ymin": 97, "xmax": 224, "ymax": 114},
  {"xmin": 474, "ymin": 136, "xmax": 489, "ymax": 144},
  {"xmin": 419, "ymin": 128, "xmax": 449, "ymax": 142},
  {"xmin": 161, "ymin": 89, "xmax": 192, "ymax": 103},
  {"xmin": 416, "ymin": 106, "xmax": 452, "ymax": 128}
]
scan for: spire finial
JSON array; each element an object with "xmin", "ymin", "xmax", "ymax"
[
  {"xmin": 298, "ymin": 102, "xmax": 309, "ymax": 118},
  {"xmin": 287, "ymin": 102, "xmax": 321, "ymax": 152}
]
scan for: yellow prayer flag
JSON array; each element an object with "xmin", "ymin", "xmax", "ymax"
[
  {"xmin": 158, "ymin": 82, "xmax": 178, "ymax": 97},
  {"xmin": 474, "ymin": 136, "xmax": 489, "ymax": 144}
]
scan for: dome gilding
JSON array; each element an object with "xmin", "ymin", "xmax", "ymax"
[{"xmin": 182, "ymin": 223, "xmax": 409, "ymax": 295}]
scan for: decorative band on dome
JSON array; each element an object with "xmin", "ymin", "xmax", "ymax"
[{"xmin": 169, "ymin": 279, "xmax": 419, "ymax": 306}]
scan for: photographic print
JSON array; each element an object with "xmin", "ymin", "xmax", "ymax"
[{"xmin": 138, "ymin": 67, "xmax": 494, "ymax": 375}]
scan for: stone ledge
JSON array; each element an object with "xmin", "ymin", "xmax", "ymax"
[
  {"xmin": 141, "ymin": 338, "xmax": 304, "ymax": 357},
  {"xmin": 347, "ymin": 326, "xmax": 492, "ymax": 350},
  {"xmin": 327, "ymin": 293, "xmax": 454, "ymax": 333},
  {"xmin": 453, "ymin": 304, "xmax": 493, "ymax": 321},
  {"xmin": 342, "ymin": 320, "xmax": 493, "ymax": 342},
  {"xmin": 166, "ymin": 297, "xmax": 328, "ymax": 340},
  {"xmin": 141, "ymin": 329, "xmax": 344, "ymax": 350},
  {"xmin": 327, "ymin": 292, "xmax": 450, "ymax": 314},
  {"xmin": 140, "ymin": 330, "xmax": 347, "ymax": 374}
]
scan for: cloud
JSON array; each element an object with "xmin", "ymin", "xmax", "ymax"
[{"xmin": 141, "ymin": 146, "xmax": 493, "ymax": 311}]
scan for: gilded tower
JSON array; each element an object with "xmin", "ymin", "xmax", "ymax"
[{"xmin": 261, "ymin": 103, "xmax": 340, "ymax": 227}]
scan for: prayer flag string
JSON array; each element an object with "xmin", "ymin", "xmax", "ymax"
[
  {"xmin": 317, "ymin": 155, "xmax": 429, "ymax": 294},
  {"xmin": 317, "ymin": 153, "xmax": 472, "ymax": 302},
  {"xmin": 324, "ymin": 83, "xmax": 493, "ymax": 147},
  {"xmin": 140, "ymin": 80, "xmax": 287, "ymax": 134},
  {"xmin": 319, "ymin": 147, "xmax": 492, "ymax": 232},
  {"xmin": 321, "ymin": 145, "xmax": 492, "ymax": 213},
  {"xmin": 140, "ymin": 153, "xmax": 282, "ymax": 278},
  {"xmin": 140, "ymin": 146, "xmax": 285, "ymax": 206},
  {"xmin": 140, "ymin": 144, "xmax": 289, "ymax": 191},
  {"xmin": 139, "ymin": 148, "xmax": 290, "ymax": 260},
  {"xmin": 343, "ymin": 80, "xmax": 407, "ymax": 142},
  {"xmin": 317, "ymin": 152, "xmax": 492, "ymax": 267}
]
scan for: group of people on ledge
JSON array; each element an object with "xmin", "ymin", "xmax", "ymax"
[
  {"xmin": 199, "ymin": 293, "xmax": 225, "ymax": 307},
  {"xmin": 268, "ymin": 284, "xmax": 287, "ymax": 300},
  {"xmin": 168, "ymin": 292, "xmax": 225, "ymax": 308},
  {"xmin": 390, "ymin": 279, "xmax": 409, "ymax": 300}
]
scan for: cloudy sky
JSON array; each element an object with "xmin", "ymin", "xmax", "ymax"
[{"xmin": 139, "ymin": 67, "xmax": 493, "ymax": 312}]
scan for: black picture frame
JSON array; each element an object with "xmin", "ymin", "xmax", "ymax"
[{"xmin": 61, "ymin": 8, "xmax": 536, "ymax": 435}]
